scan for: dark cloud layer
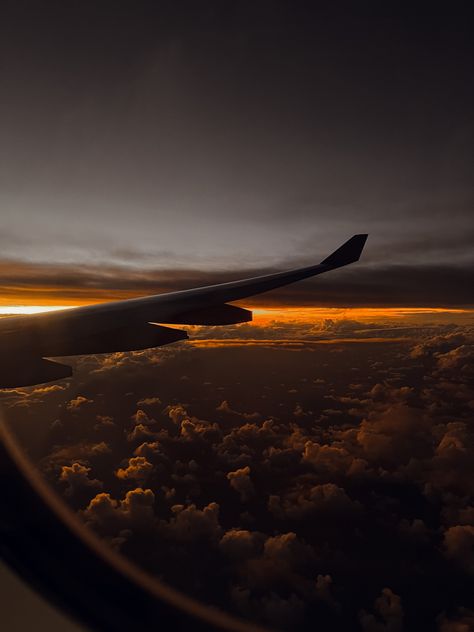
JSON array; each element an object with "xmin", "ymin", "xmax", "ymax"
[
  {"xmin": 0, "ymin": 258, "xmax": 473, "ymax": 307},
  {"xmin": 3, "ymin": 317, "xmax": 473, "ymax": 630}
]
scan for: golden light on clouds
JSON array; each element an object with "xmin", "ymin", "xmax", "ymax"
[
  {"xmin": 0, "ymin": 303, "xmax": 472, "ymax": 324},
  {"xmin": 248, "ymin": 306, "xmax": 474, "ymax": 325},
  {"xmin": 189, "ymin": 337, "xmax": 410, "ymax": 349}
]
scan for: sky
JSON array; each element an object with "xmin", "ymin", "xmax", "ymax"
[{"xmin": 0, "ymin": 2, "xmax": 473, "ymax": 308}]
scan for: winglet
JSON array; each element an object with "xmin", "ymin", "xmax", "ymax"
[{"xmin": 320, "ymin": 234, "xmax": 368, "ymax": 269}]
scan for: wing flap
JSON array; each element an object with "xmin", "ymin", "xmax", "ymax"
[
  {"xmin": 2, "ymin": 323, "xmax": 188, "ymax": 359},
  {"xmin": 0, "ymin": 358, "xmax": 72, "ymax": 388},
  {"xmin": 43, "ymin": 323, "xmax": 188, "ymax": 357}
]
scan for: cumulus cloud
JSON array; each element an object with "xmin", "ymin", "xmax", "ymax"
[
  {"xmin": 21, "ymin": 322, "xmax": 474, "ymax": 630},
  {"xmin": 436, "ymin": 344, "xmax": 474, "ymax": 374},
  {"xmin": 356, "ymin": 404, "xmax": 431, "ymax": 465},
  {"xmin": 127, "ymin": 423, "xmax": 160, "ymax": 443},
  {"xmin": 131, "ymin": 409, "xmax": 156, "ymax": 426},
  {"xmin": 410, "ymin": 331, "xmax": 470, "ymax": 360},
  {"xmin": 269, "ymin": 483, "xmax": 360, "ymax": 520},
  {"xmin": 161, "ymin": 502, "xmax": 221, "ymax": 542},
  {"xmin": 227, "ymin": 466, "xmax": 255, "ymax": 502},
  {"xmin": 359, "ymin": 588, "xmax": 404, "ymax": 632},
  {"xmin": 59, "ymin": 462, "xmax": 102, "ymax": 496},
  {"xmin": 262, "ymin": 532, "xmax": 312, "ymax": 568},
  {"xmin": 444, "ymin": 525, "xmax": 474, "ymax": 574},
  {"xmin": 41, "ymin": 441, "xmax": 111, "ymax": 474},
  {"xmin": 230, "ymin": 585, "xmax": 306, "ymax": 628},
  {"xmin": 133, "ymin": 441, "xmax": 162, "ymax": 459},
  {"xmin": 219, "ymin": 529, "xmax": 264, "ymax": 560},
  {"xmin": 94, "ymin": 414, "xmax": 115, "ymax": 429},
  {"xmin": 437, "ymin": 608, "xmax": 474, "ymax": 632},
  {"xmin": 0, "ymin": 382, "xmax": 68, "ymax": 408},
  {"xmin": 136, "ymin": 396, "xmax": 161, "ymax": 406},
  {"xmin": 302, "ymin": 441, "xmax": 368, "ymax": 477},
  {"xmin": 167, "ymin": 404, "xmax": 189, "ymax": 425},
  {"xmin": 82, "ymin": 487, "xmax": 155, "ymax": 539},
  {"xmin": 66, "ymin": 395, "xmax": 93, "ymax": 411},
  {"xmin": 116, "ymin": 456, "xmax": 153, "ymax": 482},
  {"xmin": 315, "ymin": 574, "xmax": 339, "ymax": 609},
  {"xmin": 179, "ymin": 417, "xmax": 221, "ymax": 442},
  {"xmin": 216, "ymin": 400, "xmax": 261, "ymax": 421}
]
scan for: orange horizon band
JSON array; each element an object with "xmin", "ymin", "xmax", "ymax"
[{"xmin": 0, "ymin": 304, "xmax": 471, "ymax": 319}]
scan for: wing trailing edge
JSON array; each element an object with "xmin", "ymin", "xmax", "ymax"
[{"xmin": 0, "ymin": 358, "xmax": 72, "ymax": 389}]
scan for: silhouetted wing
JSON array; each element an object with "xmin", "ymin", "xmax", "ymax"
[{"xmin": 0, "ymin": 235, "xmax": 367, "ymax": 386}]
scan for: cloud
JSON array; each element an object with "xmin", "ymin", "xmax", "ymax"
[
  {"xmin": 355, "ymin": 405, "xmax": 431, "ymax": 465},
  {"xmin": 315, "ymin": 574, "xmax": 339, "ymax": 609},
  {"xmin": 443, "ymin": 525, "xmax": 474, "ymax": 574},
  {"xmin": 410, "ymin": 331, "xmax": 471, "ymax": 360},
  {"xmin": 1, "ymin": 257, "xmax": 473, "ymax": 307},
  {"xmin": 40, "ymin": 441, "xmax": 111, "ymax": 473},
  {"xmin": 437, "ymin": 608, "xmax": 474, "ymax": 632},
  {"xmin": 59, "ymin": 462, "xmax": 102, "ymax": 497},
  {"xmin": 161, "ymin": 502, "xmax": 221, "ymax": 542},
  {"xmin": 230, "ymin": 586, "xmax": 306, "ymax": 629},
  {"xmin": 302, "ymin": 441, "xmax": 368, "ymax": 478},
  {"xmin": 268, "ymin": 483, "xmax": 360, "ymax": 520},
  {"xmin": 359, "ymin": 588, "xmax": 404, "ymax": 632},
  {"xmin": 227, "ymin": 466, "xmax": 255, "ymax": 502},
  {"xmin": 133, "ymin": 441, "xmax": 162, "ymax": 459},
  {"xmin": 436, "ymin": 344, "xmax": 474, "ymax": 373},
  {"xmin": 18, "ymin": 322, "xmax": 474, "ymax": 630},
  {"xmin": 219, "ymin": 529, "xmax": 264, "ymax": 560},
  {"xmin": 130, "ymin": 409, "xmax": 156, "ymax": 426},
  {"xmin": 0, "ymin": 382, "xmax": 68, "ymax": 408},
  {"xmin": 189, "ymin": 337, "xmax": 407, "ymax": 349},
  {"xmin": 166, "ymin": 404, "xmax": 189, "ymax": 425},
  {"xmin": 116, "ymin": 456, "xmax": 153, "ymax": 482},
  {"xmin": 216, "ymin": 399, "xmax": 261, "ymax": 421},
  {"xmin": 82, "ymin": 488, "xmax": 155, "ymax": 539},
  {"xmin": 31, "ymin": 384, "xmax": 67, "ymax": 395},
  {"xmin": 66, "ymin": 395, "xmax": 93, "ymax": 411},
  {"xmin": 262, "ymin": 532, "xmax": 314, "ymax": 570},
  {"xmin": 136, "ymin": 396, "xmax": 161, "ymax": 406},
  {"xmin": 127, "ymin": 423, "xmax": 160, "ymax": 443},
  {"xmin": 179, "ymin": 417, "xmax": 221, "ymax": 442}
]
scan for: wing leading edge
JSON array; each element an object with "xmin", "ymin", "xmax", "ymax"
[{"xmin": 0, "ymin": 234, "xmax": 367, "ymax": 387}]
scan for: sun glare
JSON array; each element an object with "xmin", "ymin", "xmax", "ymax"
[{"xmin": 0, "ymin": 305, "xmax": 77, "ymax": 315}]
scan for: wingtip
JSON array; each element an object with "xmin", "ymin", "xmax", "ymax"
[{"xmin": 320, "ymin": 234, "xmax": 368, "ymax": 268}]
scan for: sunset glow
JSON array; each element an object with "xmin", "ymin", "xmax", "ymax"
[
  {"xmin": 0, "ymin": 303, "xmax": 471, "ymax": 323},
  {"xmin": 249, "ymin": 306, "xmax": 473, "ymax": 324},
  {"xmin": 0, "ymin": 305, "xmax": 77, "ymax": 315}
]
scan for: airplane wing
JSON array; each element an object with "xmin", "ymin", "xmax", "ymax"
[{"xmin": 0, "ymin": 234, "xmax": 367, "ymax": 387}]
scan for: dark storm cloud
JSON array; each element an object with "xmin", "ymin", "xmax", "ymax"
[
  {"xmin": 1, "ymin": 256, "xmax": 473, "ymax": 307},
  {"xmin": 0, "ymin": 3, "xmax": 472, "ymax": 279}
]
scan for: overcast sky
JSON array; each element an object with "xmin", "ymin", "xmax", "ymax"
[{"xmin": 0, "ymin": 3, "xmax": 472, "ymax": 304}]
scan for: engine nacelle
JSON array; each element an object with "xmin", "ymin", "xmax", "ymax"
[{"xmin": 166, "ymin": 304, "xmax": 252, "ymax": 325}]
